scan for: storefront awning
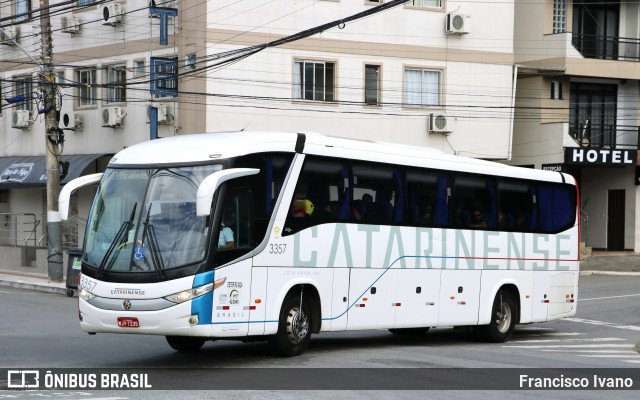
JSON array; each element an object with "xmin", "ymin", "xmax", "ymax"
[{"xmin": 0, "ymin": 154, "xmax": 108, "ymax": 188}]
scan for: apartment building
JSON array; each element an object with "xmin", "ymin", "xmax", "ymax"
[
  {"xmin": 0, "ymin": 0, "xmax": 517, "ymax": 273},
  {"xmin": 510, "ymin": 0, "xmax": 640, "ymax": 252}
]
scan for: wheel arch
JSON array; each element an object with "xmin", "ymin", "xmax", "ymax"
[
  {"xmin": 273, "ymin": 280, "xmax": 322, "ymax": 334},
  {"xmin": 478, "ymin": 280, "xmax": 521, "ymax": 325}
]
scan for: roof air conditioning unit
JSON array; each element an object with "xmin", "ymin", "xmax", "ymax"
[
  {"xmin": 103, "ymin": 4, "xmax": 124, "ymax": 26},
  {"xmin": 61, "ymin": 15, "xmax": 81, "ymax": 34},
  {"xmin": 445, "ymin": 13, "xmax": 471, "ymax": 34},
  {"xmin": 428, "ymin": 113, "xmax": 453, "ymax": 134},
  {"xmin": 102, "ymin": 107, "xmax": 125, "ymax": 128},
  {"xmin": 149, "ymin": 0, "xmax": 177, "ymax": 7},
  {"xmin": 61, "ymin": 111, "xmax": 83, "ymax": 131},
  {"xmin": 12, "ymin": 110, "xmax": 32, "ymax": 129},
  {"xmin": 0, "ymin": 26, "xmax": 19, "ymax": 45},
  {"xmin": 148, "ymin": 103, "xmax": 170, "ymax": 124}
]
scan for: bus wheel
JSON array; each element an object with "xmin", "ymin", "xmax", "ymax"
[
  {"xmin": 166, "ymin": 336, "xmax": 206, "ymax": 352},
  {"xmin": 388, "ymin": 327, "xmax": 430, "ymax": 336},
  {"xmin": 269, "ymin": 293, "xmax": 311, "ymax": 357},
  {"xmin": 479, "ymin": 290, "xmax": 516, "ymax": 343}
]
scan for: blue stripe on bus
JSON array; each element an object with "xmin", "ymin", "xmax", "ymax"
[
  {"xmin": 193, "ymin": 270, "xmax": 215, "ymax": 287},
  {"xmin": 192, "ymin": 270, "xmax": 215, "ymax": 325}
]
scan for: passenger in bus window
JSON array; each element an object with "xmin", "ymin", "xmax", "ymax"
[
  {"xmin": 218, "ymin": 211, "xmax": 235, "ymax": 249},
  {"xmin": 470, "ymin": 209, "xmax": 487, "ymax": 228},
  {"xmin": 419, "ymin": 203, "xmax": 434, "ymax": 225}
]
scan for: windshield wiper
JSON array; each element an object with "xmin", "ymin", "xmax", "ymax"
[
  {"xmin": 96, "ymin": 202, "xmax": 137, "ymax": 279},
  {"xmin": 140, "ymin": 203, "xmax": 165, "ymax": 279}
]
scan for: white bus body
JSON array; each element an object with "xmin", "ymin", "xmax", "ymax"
[{"xmin": 63, "ymin": 132, "xmax": 579, "ymax": 355}]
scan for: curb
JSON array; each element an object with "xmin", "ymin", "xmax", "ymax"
[
  {"xmin": 0, "ymin": 279, "xmax": 69, "ymax": 296},
  {"xmin": 580, "ymin": 270, "xmax": 640, "ymax": 276}
]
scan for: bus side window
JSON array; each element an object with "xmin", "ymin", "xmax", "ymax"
[
  {"xmin": 352, "ymin": 162, "xmax": 400, "ymax": 225},
  {"xmin": 451, "ymin": 174, "xmax": 495, "ymax": 230},
  {"xmin": 283, "ymin": 156, "xmax": 348, "ymax": 235}
]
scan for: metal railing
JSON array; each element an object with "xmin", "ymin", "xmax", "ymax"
[
  {"xmin": 0, "ymin": 213, "xmax": 40, "ymax": 248},
  {"xmin": 580, "ymin": 209, "xmax": 589, "ymax": 245},
  {"xmin": 36, "ymin": 214, "xmax": 87, "ymax": 250},
  {"xmin": 568, "ymin": 124, "xmax": 639, "ymax": 150},
  {"xmin": 572, "ymin": 33, "xmax": 640, "ymax": 61}
]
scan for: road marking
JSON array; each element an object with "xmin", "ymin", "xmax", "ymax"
[
  {"xmin": 566, "ymin": 317, "xmax": 640, "ymax": 331},
  {"xmin": 578, "ymin": 353, "xmax": 640, "ymax": 361},
  {"xmin": 580, "ymin": 293, "xmax": 640, "ymax": 302},
  {"xmin": 539, "ymin": 349, "xmax": 638, "ymax": 353},
  {"xmin": 510, "ymin": 337, "xmax": 625, "ymax": 344},
  {"xmin": 503, "ymin": 344, "xmax": 633, "ymax": 349}
]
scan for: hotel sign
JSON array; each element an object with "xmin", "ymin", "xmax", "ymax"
[{"xmin": 564, "ymin": 148, "xmax": 637, "ymax": 166}]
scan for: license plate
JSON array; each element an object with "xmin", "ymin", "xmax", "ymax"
[{"xmin": 117, "ymin": 317, "xmax": 140, "ymax": 328}]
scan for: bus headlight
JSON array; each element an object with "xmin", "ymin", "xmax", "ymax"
[
  {"xmin": 79, "ymin": 288, "xmax": 96, "ymax": 301},
  {"xmin": 164, "ymin": 282, "xmax": 214, "ymax": 304}
]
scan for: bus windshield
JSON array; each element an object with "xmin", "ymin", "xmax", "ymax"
[{"xmin": 84, "ymin": 164, "xmax": 222, "ymax": 273}]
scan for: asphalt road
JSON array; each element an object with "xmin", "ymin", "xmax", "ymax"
[{"xmin": 1, "ymin": 274, "xmax": 639, "ymax": 399}]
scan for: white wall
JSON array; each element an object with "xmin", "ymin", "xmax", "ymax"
[{"xmin": 580, "ymin": 167, "xmax": 636, "ymax": 250}]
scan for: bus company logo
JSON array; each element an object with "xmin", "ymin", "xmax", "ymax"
[
  {"xmin": 274, "ymin": 227, "xmax": 281, "ymax": 239},
  {"xmin": 122, "ymin": 299, "xmax": 132, "ymax": 311},
  {"xmin": 111, "ymin": 288, "xmax": 146, "ymax": 296},
  {"xmin": 7, "ymin": 370, "xmax": 40, "ymax": 388},
  {"xmin": 229, "ymin": 289, "xmax": 240, "ymax": 305}
]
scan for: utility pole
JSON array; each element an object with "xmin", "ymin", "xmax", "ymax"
[{"xmin": 39, "ymin": 0, "xmax": 64, "ymax": 282}]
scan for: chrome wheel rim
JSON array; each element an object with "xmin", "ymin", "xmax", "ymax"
[
  {"xmin": 286, "ymin": 305, "xmax": 309, "ymax": 344},
  {"xmin": 496, "ymin": 299, "xmax": 512, "ymax": 334}
]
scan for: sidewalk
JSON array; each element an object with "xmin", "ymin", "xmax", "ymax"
[
  {"xmin": 2, "ymin": 253, "xmax": 640, "ymax": 296},
  {"xmin": 0, "ymin": 270, "xmax": 69, "ymax": 296}
]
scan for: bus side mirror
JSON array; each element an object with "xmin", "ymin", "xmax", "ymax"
[
  {"xmin": 196, "ymin": 168, "xmax": 259, "ymax": 217},
  {"xmin": 59, "ymin": 173, "xmax": 103, "ymax": 221}
]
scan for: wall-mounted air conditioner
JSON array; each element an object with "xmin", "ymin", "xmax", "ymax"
[
  {"xmin": 445, "ymin": 13, "xmax": 471, "ymax": 34},
  {"xmin": 12, "ymin": 110, "xmax": 32, "ymax": 129},
  {"xmin": 102, "ymin": 107, "xmax": 125, "ymax": 127},
  {"xmin": 61, "ymin": 15, "xmax": 81, "ymax": 34},
  {"xmin": 61, "ymin": 111, "xmax": 83, "ymax": 131},
  {"xmin": 0, "ymin": 26, "xmax": 19, "ymax": 45},
  {"xmin": 428, "ymin": 113, "xmax": 453, "ymax": 134},
  {"xmin": 147, "ymin": 103, "xmax": 171, "ymax": 124},
  {"xmin": 103, "ymin": 4, "xmax": 124, "ymax": 26}
]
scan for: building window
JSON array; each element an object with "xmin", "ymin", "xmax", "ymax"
[
  {"xmin": 293, "ymin": 60, "xmax": 335, "ymax": 102},
  {"xmin": 551, "ymin": 81, "xmax": 563, "ymax": 100},
  {"xmin": 364, "ymin": 64, "xmax": 381, "ymax": 106},
  {"xmin": 553, "ymin": 0, "xmax": 567, "ymax": 33},
  {"xmin": 150, "ymin": 57, "xmax": 178, "ymax": 98},
  {"xmin": 14, "ymin": 76, "xmax": 33, "ymax": 111},
  {"xmin": 569, "ymin": 82, "xmax": 617, "ymax": 147},
  {"xmin": 107, "ymin": 65, "xmax": 127, "ymax": 103},
  {"xmin": 185, "ymin": 53, "xmax": 196, "ymax": 70},
  {"xmin": 77, "ymin": 0, "xmax": 97, "ymax": 6},
  {"xmin": 133, "ymin": 60, "xmax": 146, "ymax": 77},
  {"xmin": 77, "ymin": 68, "xmax": 97, "ymax": 107},
  {"xmin": 404, "ymin": 68, "xmax": 441, "ymax": 107},
  {"xmin": 409, "ymin": 0, "xmax": 443, "ymax": 8},
  {"xmin": 55, "ymin": 71, "xmax": 65, "ymax": 85},
  {"xmin": 14, "ymin": 0, "xmax": 31, "ymax": 22}
]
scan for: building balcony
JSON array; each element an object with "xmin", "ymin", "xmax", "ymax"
[
  {"xmin": 568, "ymin": 124, "xmax": 639, "ymax": 150},
  {"xmin": 571, "ymin": 33, "xmax": 640, "ymax": 62}
]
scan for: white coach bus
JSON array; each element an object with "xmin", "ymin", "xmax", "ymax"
[{"xmin": 60, "ymin": 131, "xmax": 579, "ymax": 356}]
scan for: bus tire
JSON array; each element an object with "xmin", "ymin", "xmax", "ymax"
[
  {"xmin": 479, "ymin": 290, "xmax": 516, "ymax": 343},
  {"xmin": 269, "ymin": 293, "xmax": 311, "ymax": 357},
  {"xmin": 388, "ymin": 327, "xmax": 430, "ymax": 336},
  {"xmin": 165, "ymin": 336, "xmax": 206, "ymax": 352}
]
